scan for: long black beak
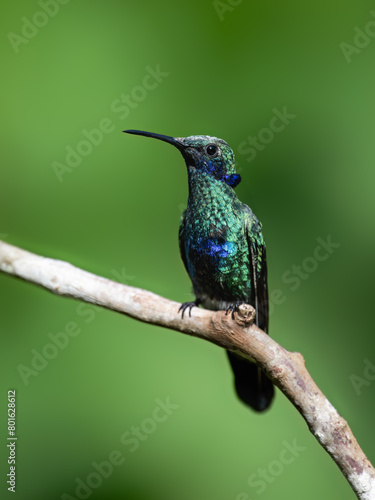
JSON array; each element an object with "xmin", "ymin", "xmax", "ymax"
[{"xmin": 124, "ymin": 129, "xmax": 183, "ymax": 150}]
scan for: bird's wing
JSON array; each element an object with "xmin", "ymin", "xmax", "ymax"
[
  {"xmin": 178, "ymin": 210, "xmax": 189, "ymax": 275},
  {"xmin": 244, "ymin": 208, "xmax": 269, "ymax": 333},
  {"xmin": 227, "ymin": 204, "xmax": 274, "ymax": 411}
]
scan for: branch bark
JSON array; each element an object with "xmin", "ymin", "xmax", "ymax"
[{"xmin": 0, "ymin": 240, "xmax": 374, "ymax": 499}]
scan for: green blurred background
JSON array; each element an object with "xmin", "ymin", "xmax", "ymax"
[{"xmin": 1, "ymin": 1, "xmax": 375, "ymax": 499}]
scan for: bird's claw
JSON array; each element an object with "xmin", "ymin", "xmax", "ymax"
[
  {"xmin": 225, "ymin": 302, "xmax": 244, "ymax": 320},
  {"xmin": 179, "ymin": 300, "xmax": 200, "ymax": 319}
]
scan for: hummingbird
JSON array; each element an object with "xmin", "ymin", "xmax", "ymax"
[{"xmin": 124, "ymin": 129, "xmax": 274, "ymax": 412}]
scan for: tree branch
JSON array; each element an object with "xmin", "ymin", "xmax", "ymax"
[{"xmin": 0, "ymin": 240, "xmax": 374, "ymax": 499}]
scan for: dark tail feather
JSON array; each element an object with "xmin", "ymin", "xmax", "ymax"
[{"xmin": 227, "ymin": 351, "xmax": 274, "ymax": 412}]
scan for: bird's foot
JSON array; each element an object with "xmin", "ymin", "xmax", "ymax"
[
  {"xmin": 225, "ymin": 301, "xmax": 245, "ymax": 320},
  {"xmin": 178, "ymin": 299, "xmax": 201, "ymax": 319}
]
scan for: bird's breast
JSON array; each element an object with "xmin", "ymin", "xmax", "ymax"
[{"xmin": 182, "ymin": 211, "xmax": 251, "ymax": 303}]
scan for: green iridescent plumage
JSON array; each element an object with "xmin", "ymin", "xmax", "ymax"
[
  {"xmin": 125, "ymin": 129, "xmax": 274, "ymax": 412},
  {"xmin": 179, "ymin": 168, "xmax": 265, "ymax": 313}
]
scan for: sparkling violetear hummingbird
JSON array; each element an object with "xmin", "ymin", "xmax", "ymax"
[{"xmin": 124, "ymin": 129, "xmax": 274, "ymax": 412}]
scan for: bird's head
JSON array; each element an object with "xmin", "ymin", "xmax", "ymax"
[{"xmin": 124, "ymin": 130, "xmax": 241, "ymax": 188}]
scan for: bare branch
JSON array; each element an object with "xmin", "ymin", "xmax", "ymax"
[{"xmin": 0, "ymin": 240, "xmax": 374, "ymax": 499}]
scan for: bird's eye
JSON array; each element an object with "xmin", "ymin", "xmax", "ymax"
[{"xmin": 206, "ymin": 144, "xmax": 218, "ymax": 157}]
